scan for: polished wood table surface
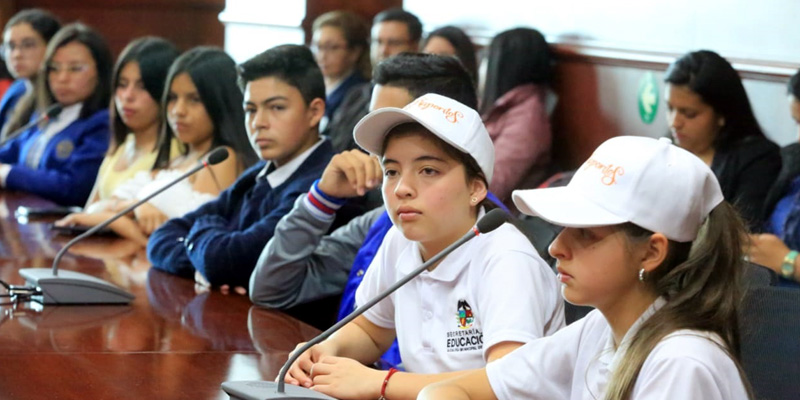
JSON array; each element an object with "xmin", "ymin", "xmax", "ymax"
[{"xmin": 0, "ymin": 192, "xmax": 321, "ymax": 399}]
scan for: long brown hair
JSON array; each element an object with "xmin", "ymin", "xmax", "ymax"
[
  {"xmin": 604, "ymin": 202, "xmax": 753, "ymax": 399},
  {"xmin": 3, "ymin": 23, "xmax": 112, "ymax": 140}
]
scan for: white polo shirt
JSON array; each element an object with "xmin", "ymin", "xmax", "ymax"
[
  {"xmin": 355, "ymin": 220, "xmax": 564, "ymax": 374},
  {"xmin": 486, "ymin": 299, "xmax": 749, "ymax": 400}
]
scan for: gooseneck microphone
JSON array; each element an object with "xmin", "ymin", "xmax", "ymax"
[
  {"xmin": 221, "ymin": 208, "xmax": 509, "ymax": 400},
  {"xmin": 19, "ymin": 147, "xmax": 230, "ymax": 305},
  {"xmin": 0, "ymin": 103, "xmax": 63, "ymax": 146}
]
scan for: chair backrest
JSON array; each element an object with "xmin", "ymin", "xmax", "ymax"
[
  {"xmin": 742, "ymin": 261, "xmax": 779, "ymax": 288},
  {"xmin": 516, "ymin": 215, "xmax": 561, "ymax": 269},
  {"xmin": 516, "ymin": 215, "xmax": 594, "ymax": 325},
  {"xmin": 738, "ymin": 286, "xmax": 800, "ymax": 400}
]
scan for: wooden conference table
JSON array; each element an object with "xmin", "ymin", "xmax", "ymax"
[{"xmin": 0, "ymin": 192, "xmax": 321, "ymax": 399}]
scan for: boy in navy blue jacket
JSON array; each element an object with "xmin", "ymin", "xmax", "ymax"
[{"xmin": 147, "ymin": 45, "xmax": 332, "ymax": 291}]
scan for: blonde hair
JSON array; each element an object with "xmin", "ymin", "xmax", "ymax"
[{"xmin": 605, "ymin": 202, "xmax": 753, "ymax": 400}]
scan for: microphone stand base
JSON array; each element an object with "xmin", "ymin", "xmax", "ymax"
[
  {"xmin": 222, "ymin": 381, "xmax": 336, "ymax": 399},
  {"xmin": 19, "ymin": 268, "xmax": 135, "ymax": 305}
]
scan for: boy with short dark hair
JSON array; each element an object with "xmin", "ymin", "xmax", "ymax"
[{"xmin": 147, "ymin": 45, "xmax": 334, "ymax": 290}]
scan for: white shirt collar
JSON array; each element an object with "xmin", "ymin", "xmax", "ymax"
[
  {"xmin": 41, "ymin": 103, "xmax": 82, "ymax": 139},
  {"xmin": 599, "ymin": 297, "xmax": 667, "ymax": 369},
  {"xmin": 257, "ymin": 137, "xmax": 324, "ymax": 187},
  {"xmin": 586, "ymin": 297, "xmax": 666, "ymax": 396},
  {"xmin": 57, "ymin": 102, "xmax": 82, "ymax": 120}
]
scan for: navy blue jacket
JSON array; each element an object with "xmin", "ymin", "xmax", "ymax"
[
  {"xmin": 0, "ymin": 79, "xmax": 27, "ymax": 131},
  {"xmin": 0, "ymin": 108, "xmax": 109, "ymax": 206},
  {"xmin": 147, "ymin": 140, "xmax": 334, "ymax": 288}
]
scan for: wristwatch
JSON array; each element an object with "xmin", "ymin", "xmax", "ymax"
[{"xmin": 781, "ymin": 250, "xmax": 798, "ymax": 279}]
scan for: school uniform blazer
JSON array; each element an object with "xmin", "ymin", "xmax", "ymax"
[
  {"xmin": 324, "ymin": 83, "xmax": 371, "ymax": 153},
  {"xmin": 0, "ymin": 108, "xmax": 110, "ymax": 206},
  {"xmin": 0, "ymin": 79, "xmax": 27, "ymax": 131}
]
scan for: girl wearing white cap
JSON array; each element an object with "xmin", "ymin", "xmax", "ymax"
[
  {"xmin": 284, "ymin": 93, "xmax": 564, "ymax": 399},
  {"xmin": 419, "ymin": 136, "xmax": 752, "ymax": 400}
]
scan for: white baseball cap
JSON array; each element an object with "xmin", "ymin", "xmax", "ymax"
[
  {"xmin": 353, "ymin": 93, "xmax": 495, "ymax": 183},
  {"xmin": 512, "ymin": 136, "xmax": 723, "ymax": 242}
]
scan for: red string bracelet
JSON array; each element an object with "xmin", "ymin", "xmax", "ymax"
[{"xmin": 378, "ymin": 367, "xmax": 399, "ymax": 400}]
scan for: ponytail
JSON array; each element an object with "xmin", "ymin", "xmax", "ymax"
[{"xmin": 604, "ymin": 202, "xmax": 753, "ymax": 400}]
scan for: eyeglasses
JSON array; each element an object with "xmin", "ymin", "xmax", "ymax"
[
  {"xmin": 0, "ymin": 39, "xmax": 41, "ymax": 56},
  {"xmin": 310, "ymin": 43, "xmax": 349, "ymax": 54},
  {"xmin": 371, "ymin": 38, "xmax": 410, "ymax": 49},
  {"xmin": 46, "ymin": 63, "xmax": 92, "ymax": 75}
]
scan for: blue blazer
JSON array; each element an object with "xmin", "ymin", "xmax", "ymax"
[
  {"xmin": 0, "ymin": 79, "xmax": 28, "ymax": 132},
  {"xmin": 0, "ymin": 108, "xmax": 110, "ymax": 206}
]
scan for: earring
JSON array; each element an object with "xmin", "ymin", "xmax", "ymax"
[
  {"xmin": 471, "ymin": 197, "xmax": 478, "ymax": 204},
  {"xmin": 638, "ymin": 268, "xmax": 646, "ymax": 282}
]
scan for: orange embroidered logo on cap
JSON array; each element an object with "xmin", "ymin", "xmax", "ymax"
[
  {"xmin": 411, "ymin": 98, "xmax": 464, "ymax": 124},
  {"xmin": 582, "ymin": 158, "xmax": 625, "ymax": 186}
]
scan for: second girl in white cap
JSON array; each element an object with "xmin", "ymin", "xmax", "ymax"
[
  {"xmin": 420, "ymin": 136, "xmax": 752, "ymax": 400},
  {"xmin": 284, "ymin": 93, "xmax": 565, "ymax": 399}
]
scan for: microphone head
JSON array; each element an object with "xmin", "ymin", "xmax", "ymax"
[
  {"xmin": 206, "ymin": 147, "xmax": 229, "ymax": 165},
  {"xmin": 476, "ymin": 208, "xmax": 509, "ymax": 234},
  {"xmin": 46, "ymin": 103, "xmax": 63, "ymax": 119}
]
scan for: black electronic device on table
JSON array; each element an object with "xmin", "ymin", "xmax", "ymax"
[{"xmin": 15, "ymin": 205, "xmax": 82, "ymax": 218}]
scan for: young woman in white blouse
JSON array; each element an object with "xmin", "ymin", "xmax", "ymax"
[{"xmin": 420, "ymin": 136, "xmax": 752, "ymax": 400}]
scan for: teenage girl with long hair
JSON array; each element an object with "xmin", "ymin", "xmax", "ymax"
[{"xmin": 420, "ymin": 136, "xmax": 751, "ymax": 400}]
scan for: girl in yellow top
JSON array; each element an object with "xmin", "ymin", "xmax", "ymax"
[{"xmin": 89, "ymin": 37, "xmax": 180, "ymax": 201}]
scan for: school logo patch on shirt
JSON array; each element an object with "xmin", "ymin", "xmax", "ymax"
[
  {"xmin": 456, "ymin": 299, "xmax": 474, "ymax": 329},
  {"xmin": 55, "ymin": 139, "xmax": 74, "ymax": 160},
  {"xmin": 446, "ymin": 299, "xmax": 483, "ymax": 353}
]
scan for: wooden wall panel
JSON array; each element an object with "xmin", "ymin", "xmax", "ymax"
[{"xmin": 9, "ymin": 0, "xmax": 225, "ymax": 56}]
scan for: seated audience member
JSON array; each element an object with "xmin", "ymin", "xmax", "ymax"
[
  {"xmin": 327, "ymin": 8, "xmax": 422, "ymax": 152},
  {"xmin": 480, "ymin": 28, "xmax": 555, "ymax": 208},
  {"xmin": 147, "ymin": 45, "xmax": 334, "ymax": 292},
  {"xmin": 664, "ymin": 50, "xmax": 780, "ymax": 229},
  {"xmin": 747, "ymin": 69, "xmax": 800, "ymax": 285},
  {"xmin": 311, "ymin": 10, "xmax": 371, "ymax": 151},
  {"xmin": 250, "ymin": 53, "xmax": 483, "ymax": 366},
  {"xmin": 419, "ymin": 136, "xmax": 751, "ymax": 400},
  {"xmin": 283, "ymin": 94, "xmax": 564, "ymax": 400},
  {"xmin": 0, "ymin": 62, "xmax": 11, "ymax": 98},
  {"xmin": 421, "ymin": 26, "xmax": 478, "ymax": 84},
  {"xmin": 88, "ymin": 37, "xmax": 180, "ymax": 202},
  {"xmin": 0, "ymin": 23, "xmax": 111, "ymax": 206},
  {"xmin": 0, "ymin": 9, "xmax": 61, "ymax": 134},
  {"xmin": 59, "ymin": 47, "xmax": 253, "ymax": 244}
]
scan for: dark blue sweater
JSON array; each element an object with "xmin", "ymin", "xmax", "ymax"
[{"xmin": 147, "ymin": 140, "xmax": 334, "ymax": 288}]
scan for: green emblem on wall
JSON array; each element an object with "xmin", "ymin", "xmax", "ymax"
[{"xmin": 638, "ymin": 71, "xmax": 659, "ymax": 124}]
